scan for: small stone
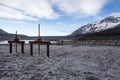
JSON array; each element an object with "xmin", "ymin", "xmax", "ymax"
[
  {"xmin": 4, "ymin": 60, "xmax": 7, "ymax": 62},
  {"xmin": 86, "ymin": 76, "xmax": 100, "ymax": 80}
]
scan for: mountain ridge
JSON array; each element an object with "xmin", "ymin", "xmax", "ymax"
[
  {"xmin": 0, "ymin": 28, "xmax": 29, "ymax": 40},
  {"xmin": 0, "ymin": 28, "xmax": 67, "ymax": 41},
  {"xmin": 70, "ymin": 13, "xmax": 120, "ymax": 40}
]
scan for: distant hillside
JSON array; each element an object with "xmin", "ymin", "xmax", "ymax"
[
  {"xmin": 0, "ymin": 28, "xmax": 28, "ymax": 41},
  {"xmin": 0, "ymin": 28, "xmax": 68, "ymax": 41},
  {"xmin": 0, "ymin": 29, "xmax": 9, "ymax": 35}
]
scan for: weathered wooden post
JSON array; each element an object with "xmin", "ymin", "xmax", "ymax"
[
  {"xmin": 15, "ymin": 31, "xmax": 18, "ymax": 53},
  {"xmin": 38, "ymin": 24, "xmax": 41, "ymax": 56},
  {"xmin": 9, "ymin": 43, "xmax": 12, "ymax": 53},
  {"xmin": 30, "ymin": 43, "xmax": 33, "ymax": 56}
]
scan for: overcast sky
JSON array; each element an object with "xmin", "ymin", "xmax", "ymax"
[{"xmin": 0, "ymin": 0, "xmax": 120, "ymax": 36}]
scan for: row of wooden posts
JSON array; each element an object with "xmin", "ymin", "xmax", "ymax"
[
  {"xmin": 8, "ymin": 24, "xmax": 50, "ymax": 57},
  {"xmin": 8, "ymin": 39, "xmax": 50, "ymax": 57}
]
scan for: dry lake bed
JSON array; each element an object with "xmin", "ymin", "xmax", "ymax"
[{"xmin": 0, "ymin": 44, "xmax": 120, "ymax": 80}]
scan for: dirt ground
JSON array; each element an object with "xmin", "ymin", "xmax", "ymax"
[{"xmin": 0, "ymin": 44, "xmax": 120, "ymax": 80}]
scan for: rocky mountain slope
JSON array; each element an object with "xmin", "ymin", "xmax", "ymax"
[{"xmin": 71, "ymin": 13, "xmax": 120, "ymax": 40}]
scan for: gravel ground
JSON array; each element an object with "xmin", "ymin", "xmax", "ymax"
[{"xmin": 0, "ymin": 44, "xmax": 120, "ymax": 80}]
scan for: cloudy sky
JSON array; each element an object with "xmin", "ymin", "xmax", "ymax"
[{"xmin": 0, "ymin": 0, "xmax": 120, "ymax": 36}]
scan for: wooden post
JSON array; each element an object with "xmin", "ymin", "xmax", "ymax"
[
  {"xmin": 15, "ymin": 43, "xmax": 17, "ymax": 53},
  {"xmin": 38, "ymin": 42, "xmax": 40, "ymax": 56},
  {"xmin": 15, "ymin": 31, "xmax": 18, "ymax": 53},
  {"xmin": 38, "ymin": 24, "xmax": 40, "ymax": 37},
  {"xmin": 21, "ymin": 43, "xmax": 24, "ymax": 53},
  {"xmin": 15, "ymin": 31, "xmax": 17, "ymax": 39},
  {"xmin": 30, "ymin": 44, "xmax": 33, "ymax": 56},
  {"xmin": 38, "ymin": 24, "xmax": 40, "ymax": 55},
  {"xmin": 9, "ymin": 43, "xmax": 12, "ymax": 53},
  {"xmin": 47, "ymin": 44, "xmax": 49, "ymax": 57}
]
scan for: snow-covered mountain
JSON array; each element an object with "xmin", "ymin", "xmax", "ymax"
[{"xmin": 71, "ymin": 13, "xmax": 120, "ymax": 36}]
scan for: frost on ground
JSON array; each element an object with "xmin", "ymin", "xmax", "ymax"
[{"xmin": 0, "ymin": 44, "xmax": 120, "ymax": 80}]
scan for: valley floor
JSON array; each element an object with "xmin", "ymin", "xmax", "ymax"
[{"xmin": 0, "ymin": 44, "xmax": 120, "ymax": 80}]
